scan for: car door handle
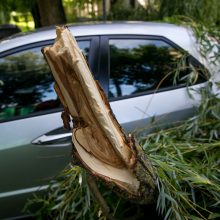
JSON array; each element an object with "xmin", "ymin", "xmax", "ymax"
[{"xmin": 32, "ymin": 133, "xmax": 72, "ymax": 145}]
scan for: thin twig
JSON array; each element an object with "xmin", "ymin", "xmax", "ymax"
[{"xmin": 87, "ymin": 175, "xmax": 115, "ymax": 220}]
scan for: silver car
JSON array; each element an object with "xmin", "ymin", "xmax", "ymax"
[{"xmin": 0, "ymin": 22, "xmax": 215, "ymax": 219}]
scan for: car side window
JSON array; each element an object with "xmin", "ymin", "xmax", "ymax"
[
  {"xmin": 0, "ymin": 40, "xmax": 90, "ymax": 121},
  {"xmin": 108, "ymin": 38, "xmax": 205, "ymax": 98}
]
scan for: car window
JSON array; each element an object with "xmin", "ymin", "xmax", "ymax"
[
  {"xmin": 108, "ymin": 39, "xmax": 205, "ymax": 98},
  {"xmin": 0, "ymin": 40, "xmax": 90, "ymax": 121}
]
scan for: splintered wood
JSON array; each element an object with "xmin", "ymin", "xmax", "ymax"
[{"xmin": 42, "ymin": 26, "xmax": 157, "ymax": 203}]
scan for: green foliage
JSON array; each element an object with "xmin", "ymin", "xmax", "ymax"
[
  {"xmin": 0, "ymin": 0, "xmax": 36, "ymax": 23},
  {"xmin": 25, "ymin": 166, "xmax": 101, "ymax": 220},
  {"xmin": 159, "ymin": 0, "xmax": 220, "ymax": 26},
  {"xmin": 140, "ymin": 82, "xmax": 220, "ymax": 219},
  {"xmin": 1, "ymin": 0, "xmax": 220, "ymax": 32},
  {"xmin": 25, "ymin": 165, "xmax": 160, "ymax": 219},
  {"xmin": 106, "ymin": 0, "xmax": 220, "ymax": 25},
  {"xmin": 63, "ymin": 0, "xmax": 102, "ymax": 22},
  {"xmin": 108, "ymin": 3, "xmax": 148, "ymax": 21}
]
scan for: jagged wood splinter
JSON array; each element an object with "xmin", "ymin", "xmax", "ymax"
[{"xmin": 42, "ymin": 26, "xmax": 157, "ymax": 203}]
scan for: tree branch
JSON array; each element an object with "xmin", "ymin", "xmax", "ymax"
[{"xmin": 87, "ymin": 175, "xmax": 115, "ymax": 220}]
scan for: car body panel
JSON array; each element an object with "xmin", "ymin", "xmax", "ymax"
[
  {"xmin": 0, "ymin": 113, "xmax": 71, "ymax": 219},
  {"xmin": 111, "ymin": 85, "xmax": 201, "ymax": 124}
]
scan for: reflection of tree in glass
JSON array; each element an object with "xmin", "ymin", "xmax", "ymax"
[
  {"xmin": 110, "ymin": 43, "xmax": 187, "ymax": 97},
  {"xmin": 83, "ymin": 47, "xmax": 89, "ymax": 60},
  {"xmin": 0, "ymin": 49, "xmax": 57, "ymax": 117},
  {"xmin": 78, "ymin": 41, "xmax": 90, "ymax": 61}
]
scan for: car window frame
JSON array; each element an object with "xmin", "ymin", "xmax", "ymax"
[
  {"xmin": 100, "ymin": 35, "xmax": 208, "ymax": 102},
  {"xmin": 0, "ymin": 36, "xmax": 100, "ymax": 123}
]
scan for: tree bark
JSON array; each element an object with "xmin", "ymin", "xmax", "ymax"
[
  {"xmin": 31, "ymin": 1, "xmax": 42, "ymax": 28},
  {"xmin": 37, "ymin": 0, "xmax": 66, "ymax": 27},
  {"xmin": 42, "ymin": 26, "xmax": 157, "ymax": 204}
]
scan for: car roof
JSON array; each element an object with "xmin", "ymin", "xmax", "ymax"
[{"xmin": 0, "ymin": 22, "xmax": 201, "ymax": 59}]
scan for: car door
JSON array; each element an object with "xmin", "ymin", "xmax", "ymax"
[
  {"xmin": 0, "ymin": 36, "xmax": 99, "ymax": 219},
  {"xmin": 101, "ymin": 36, "xmax": 208, "ymax": 134}
]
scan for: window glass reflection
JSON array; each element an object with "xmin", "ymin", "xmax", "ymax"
[
  {"xmin": 0, "ymin": 40, "xmax": 90, "ymax": 120},
  {"xmin": 78, "ymin": 41, "xmax": 90, "ymax": 60},
  {"xmin": 109, "ymin": 39, "xmax": 190, "ymax": 98}
]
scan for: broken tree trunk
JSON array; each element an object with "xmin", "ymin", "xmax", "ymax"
[{"xmin": 42, "ymin": 26, "xmax": 157, "ymax": 204}]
